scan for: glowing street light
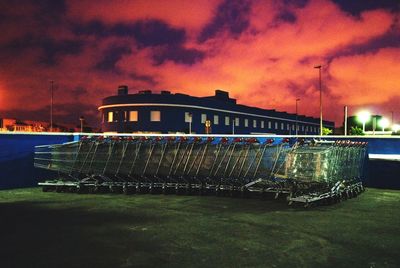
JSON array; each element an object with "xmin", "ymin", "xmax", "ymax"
[
  {"xmin": 392, "ymin": 124, "xmax": 400, "ymax": 133},
  {"xmin": 357, "ymin": 111, "xmax": 371, "ymax": 133},
  {"xmin": 379, "ymin": 118, "xmax": 390, "ymax": 132}
]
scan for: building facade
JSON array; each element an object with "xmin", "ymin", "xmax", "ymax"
[{"xmin": 98, "ymin": 86, "xmax": 334, "ymax": 134}]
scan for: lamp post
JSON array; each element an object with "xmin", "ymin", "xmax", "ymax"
[
  {"xmin": 79, "ymin": 116, "xmax": 85, "ymax": 133},
  {"xmin": 357, "ymin": 111, "xmax": 371, "ymax": 133},
  {"xmin": 314, "ymin": 65, "xmax": 322, "ymax": 136},
  {"xmin": 188, "ymin": 113, "xmax": 192, "ymax": 134},
  {"xmin": 344, "ymin": 105, "xmax": 348, "ymax": 136},
  {"xmin": 295, "ymin": 98, "xmax": 300, "ymax": 135},
  {"xmin": 379, "ymin": 118, "xmax": 389, "ymax": 132},
  {"xmin": 50, "ymin": 80, "xmax": 54, "ymax": 132}
]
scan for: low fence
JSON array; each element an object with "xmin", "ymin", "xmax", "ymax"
[{"xmin": 1, "ymin": 132, "xmax": 399, "ymax": 190}]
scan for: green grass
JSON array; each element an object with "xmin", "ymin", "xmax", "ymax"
[{"xmin": 0, "ymin": 188, "xmax": 399, "ymax": 268}]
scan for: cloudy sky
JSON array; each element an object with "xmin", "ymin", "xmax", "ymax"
[{"xmin": 0, "ymin": 0, "xmax": 399, "ymax": 128}]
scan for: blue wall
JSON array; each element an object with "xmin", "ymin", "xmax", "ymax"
[
  {"xmin": 0, "ymin": 133, "xmax": 75, "ymax": 189},
  {"xmin": 0, "ymin": 133, "xmax": 399, "ymax": 190}
]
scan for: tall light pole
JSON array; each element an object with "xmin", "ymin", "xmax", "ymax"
[
  {"xmin": 357, "ymin": 111, "xmax": 371, "ymax": 133},
  {"xmin": 379, "ymin": 118, "xmax": 389, "ymax": 132},
  {"xmin": 50, "ymin": 80, "xmax": 54, "ymax": 132},
  {"xmin": 295, "ymin": 98, "xmax": 300, "ymax": 135},
  {"xmin": 314, "ymin": 65, "xmax": 322, "ymax": 136},
  {"xmin": 79, "ymin": 116, "xmax": 85, "ymax": 133},
  {"xmin": 188, "ymin": 113, "xmax": 192, "ymax": 134},
  {"xmin": 344, "ymin": 106, "xmax": 348, "ymax": 136}
]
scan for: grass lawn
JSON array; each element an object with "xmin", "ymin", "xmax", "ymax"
[{"xmin": 0, "ymin": 187, "xmax": 399, "ymax": 268}]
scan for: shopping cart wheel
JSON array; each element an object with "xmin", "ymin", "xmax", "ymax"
[
  {"xmin": 55, "ymin": 185, "xmax": 64, "ymax": 193},
  {"xmin": 240, "ymin": 188, "xmax": 249, "ymax": 198},
  {"xmin": 76, "ymin": 184, "xmax": 88, "ymax": 194},
  {"xmin": 123, "ymin": 185, "xmax": 130, "ymax": 195},
  {"xmin": 42, "ymin": 186, "xmax": 50, "ymax": 192},
  {"xmin": 215, "ymin": 187, "xmax": 221, "ymax": 196},
  {"xmin": 137, "ymin": 183, "xmax": 145, "ymax": 194},
  {"xmin": 162, "ymin": 185, "xmax": 168, "ymax": 195}
]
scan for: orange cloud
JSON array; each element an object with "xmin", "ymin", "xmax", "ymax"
[{"xmin": 329, "ymin": 47, "xmax": 400, "ymax": 105}]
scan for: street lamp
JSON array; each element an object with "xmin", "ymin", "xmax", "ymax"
[
  {"xmin": 379, "ymin": 118, "xmax": 390, "ymax": 132},
  {"xmin": 49, "ymin": 80, "xmax": 54, "ymax": 132},
  {"xmin": 314, "ymin": 65, "xmax": 322, "ymax": 136},
  {"xmin": 188, "ymin": 113, "xmax": 192, "ymax": 134},
  {"xmin": 392, "ymin": 124, "xmax": 400, "ymax": 133},
  {"xmin": 357, "ymin": 111, "xmax": 371, "ymax": 133},
  {"xmin": 295, "ymin": 98, "xmax": 300, "ymax": 135},
  {"xmin": 79, "ymin": 116, "xmax": 85, "ymax": 133}
]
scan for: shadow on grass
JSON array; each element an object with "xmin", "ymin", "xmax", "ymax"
[{"xmin": 0, "ymin": 200, "xmax": 165, "ymax": 268}]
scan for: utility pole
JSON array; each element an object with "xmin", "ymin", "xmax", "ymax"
[
  {"xmin": 188, "ymin": 113, "xmax": 192, "ymax": 134},
  {"xmin": 79, "ymin": 116, "xmax": 85, "ymax": 133},
  {"xmin": 344, "ymin": 106, "xmax": 348, "ymax": 136},
  {"xmin": 314, "ymin": 65, "xmax": 322, "ymax": 136},
  {"xmin": 50, "ymin": 80, "xmax": 54, "ymax": 132},
  {"xmin": 295, "ymin": 98, "xmax": 300, "ymax": 135}
]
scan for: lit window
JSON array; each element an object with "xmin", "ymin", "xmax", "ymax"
[
  {"xmin": 261, "ymin": 121, "xmax": 264, "ymax": 128},
  {"xmin": 185, "ymin": 112, "xmax": 192, "ymax": 123},
  {"xmin": 268, "ymin": 121, "xmax": 271, "ymax": 129},
  {"xmin": 245, "ymin": 119, "xmax": 249, "ymax": 127},
  {"xmin": 150, "ymin": 111, "xmax": 161, "ymax": 122},
  {"xmin": 275, "ymin": 122, "xmax": 278, "ymax": 129},
  {"xmin": 302, "ymin": 125, "xmax": 304, "ymax": 131},
  {"xmin": 287, "ymin": 124, "xmax": 290, "ymax": 130},
  {"xmin": 214, "ymin": 115, "xmax": 219, "ymax": 125},
  {"xmin": 129, "ymin": 111, "xmax": 138, "ymax": 122},
  {"xmin": 107, "ymin": 112, "xmax": 113, "ymax": 122},
  {"xmin": 253, "ymin": 120, "xmax": 257, "ymax": 128},
  {"xmin": 225, "ymin": 116, "xmax": 230, "ymax": 126},
  {"xmin": 235, "ymin": 118, "xmax": 239, "ymax": 126},
  {"xmin": 201, "ymin": 114, "xmax": 207, "ymax": 123},
  {"xmin": 292, "ymin": 125, "xmax": 295, "ymax": 131},
  {"xmin": 305, "ymin": 126, "xmax": 308, "ymax": 132},
  {"xmin": 281, "ymin": 123, "xmax": 284, "ymax": 130}
]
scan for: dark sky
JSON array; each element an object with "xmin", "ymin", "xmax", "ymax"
[{"xmin": 0, "ymin": 0, "xmax": 399, "ymax": 128}]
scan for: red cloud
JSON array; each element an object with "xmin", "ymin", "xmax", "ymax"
[{"xmin": 329, "ymin": 47, "xmax": 400, "ymax": 105}]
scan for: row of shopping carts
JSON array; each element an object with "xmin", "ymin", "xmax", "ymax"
[{"xmin": 34, "ymin": 135, "xmax": 368, "ymax": 206}]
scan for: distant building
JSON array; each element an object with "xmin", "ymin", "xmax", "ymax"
[
  {"xmin": 0, "ymin": 118, "xmax": 81, "ymax": 132},
  {"xmin": 98, "ymin": 85, "xmax": 334, "ymax": 134}
]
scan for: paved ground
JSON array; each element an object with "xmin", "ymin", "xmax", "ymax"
[{"xmin": 0, "ymin": 187, "xmax": 399, "ymax": 268}]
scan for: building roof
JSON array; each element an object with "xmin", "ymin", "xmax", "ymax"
[{"xmin": 99, "ymin": 87, "xmax": 334, "ymax": 126}]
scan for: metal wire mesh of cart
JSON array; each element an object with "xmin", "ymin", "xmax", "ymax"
[
  {"xmin": 282, "ymin": 140, "xmax": 368, "ymax": 184},
  {"xmin": 34, "ymin": 136, "xmax": 368, "ymax": 206}
]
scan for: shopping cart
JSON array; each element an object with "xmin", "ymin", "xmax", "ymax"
[{"xmin": 34, "ymin": 136, "xmax": 368, "ymax": 206}]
